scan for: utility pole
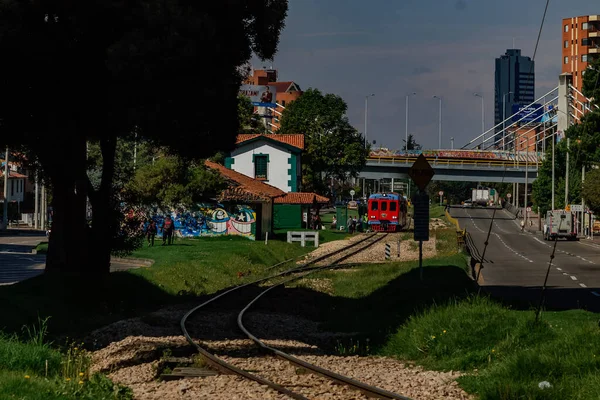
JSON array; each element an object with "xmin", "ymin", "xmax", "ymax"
[
  {"xmin": 582, "ymin": 165, "xmax": 585, "ymax": 237},
  {"xmin": 433, "ymin": 96, "xmax": 442, "ymax": 148},
  {"xmin": 565, "ymin": 138, "xmax": 570, "ymax": 207},
  {"xmin": 2, "ymin": 147, "xmax": 8, "ymax": 230},
  {"xmin": 133, "ymin": 130, "xmax": 138, "ymax": 171},
  {"xmin": 502, "ymin": 92, "xmax": 513, "ymax": 151},
  {"xmin": 524, "ymin": 136, "xmax": 529, "ymax": 227},
  {"xmin": 34, "ymin": 173, "xmax": 39, "ymax": 230},
  {"xmin": 551, "ymin": 127, "xmax": 555, "ymax": 210},
  {"xmin": 474, "ymin": 93, "xmax": 485, "ymax": 148}
]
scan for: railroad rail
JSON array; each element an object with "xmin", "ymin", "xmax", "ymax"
[{"xmin": 180, "ymin": 233, "xmax": 413, "ymax": 400}]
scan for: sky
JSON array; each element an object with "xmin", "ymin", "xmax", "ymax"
[{"xmin": 251, "ymin": 0, "xmax": 599, "ymax": 150}]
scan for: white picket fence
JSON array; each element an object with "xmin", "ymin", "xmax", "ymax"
[{"xmin": 287, "ymin": 231, "xmax": 319, "ymax": 248}]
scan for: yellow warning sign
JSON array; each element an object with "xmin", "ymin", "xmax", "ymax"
[{"xmin": 565, "ymin": 205, "xmax": 570, "ymax": 212}]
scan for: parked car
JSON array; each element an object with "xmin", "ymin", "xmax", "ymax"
[{"xmin": 462, "ymin": 200, "xmax": 473, "ymax": 208}]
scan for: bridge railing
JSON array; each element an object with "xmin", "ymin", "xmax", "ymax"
[{"xmin": 367, "ymin": 155, "xmax": 541, "ymax": 169}]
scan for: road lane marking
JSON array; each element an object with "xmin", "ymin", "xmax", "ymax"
[
  {"xmin": 570, "ymin": 276, "xmax": 578, "ymax": 281},
  {"xmin": 579, "ymin": 241, "xmax": 600, "ymax": 250},
  {"xmin": 580, "ymin": 283, "xmax": 587, "ymax": 288},
  {"xmin": 556, "ymin": 268, "xmax": 562, "ymax": 271}
]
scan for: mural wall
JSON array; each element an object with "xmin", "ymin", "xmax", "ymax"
[
  {"xmin": 139, "ymin": 204, "xmax": 257, "ymax": 240},
  {"xmin": 369, "ymin": 148, "xmax": 543, "ymax": 163}
]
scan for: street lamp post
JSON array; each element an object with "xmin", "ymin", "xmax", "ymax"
[
  {"xmin": 2, "ymin": 146, "xmax": 8, "ymax": 230},
  {"xmin": 502, "ymin": 91, "xmax": 513, "ymax": 151},
  {"xmin": 364, "ymin": 94, "xmax": 375, "ymax": 148},
  {"xmin": 405, "ymin": 92, "xmax": 416, "ymax": 150},
  {"xmin": 474, "ymin": 93, "xmax": 485, "ymax": 148},
  {"xmin": 433, "ymin": 96, "xmax": 442, "ymax": 148},
  {"xmin": 450, "ymin": 137, "xmax": 454, "ymax": 150},
  {"xmin": 364, "ymin": 94, "xmax": 374, "ymax": 197}
]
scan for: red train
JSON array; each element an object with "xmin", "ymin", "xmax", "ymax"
[{"xmin": 367, "ymin": 193, "xmax": 409, "ymax": 232}]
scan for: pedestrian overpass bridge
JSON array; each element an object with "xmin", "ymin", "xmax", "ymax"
[{"xmin": 359, "ymin": 149, "xmax": 542, "ymax": 184}]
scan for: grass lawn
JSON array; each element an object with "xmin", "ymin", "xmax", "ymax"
[
  {"xmin": 0, "ymin": 329, "xmax": 132, "ymax": 399},
  {"xmin": 0, "ymin": 236, "xmax": 311, "ymax": 339},
  {"xmin": 35, "ymin": 242, "xmax": 48, "ymax": 254},
  {"xmin": 287, "ymin": 227, "xmax": 600, "ymax": 399},
  {"xmin": 0, "ymin": 235, "xmax": 316, "ymax": 399}
]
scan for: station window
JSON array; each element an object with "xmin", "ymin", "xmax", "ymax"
[
  {"xmin": 381, "ymin": 202, "xmax": 388, "ymax": 211},
  {"xmin": 371, "ymin": 201, "xmax": 378, "ymax": 211},
  {"xmin": 564, "ymin": 56, "xmax": 569, "ymax": 64},
  {"xmin": 582, "ymin": 54, "xmax": 589, "ymax": 62},
  {"xmin": 583, "ymin": 22, "xmax": 589, "ymax": 30},
  {"xmin": 389, "ymin": 202, "xmax": 397, "ymax": 211},
  {"xmin": 564, "ymin": 24, "xmax": 569, "ymax": 32},
  {"xmin": 564, "ymin": 40, "xmax": 569, "ymax": 48},
  {"xmin": 254, "ymin": 155, "xmax": 268, "ymax": 179}
]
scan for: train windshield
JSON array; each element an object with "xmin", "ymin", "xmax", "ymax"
[
  {"xmin": 381, "ymin": 202, "xmax": 388, "ymax": 211},
  {"xmin": 390, "ymin": 202, "xmax": 397, "ymax": 211},
  {"xmin": 371, "ymin": 201, "xmax": 378, "ymax": 210}
]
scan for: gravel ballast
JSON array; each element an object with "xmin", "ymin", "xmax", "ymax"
[{"xmin": 90, "ymin": 310, "xmax": 472, "ymax": 399}]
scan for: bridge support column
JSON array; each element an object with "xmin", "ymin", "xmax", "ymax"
[{"xmin": 558, "ymin": 73, "xmax": 573, "ymax": 134}]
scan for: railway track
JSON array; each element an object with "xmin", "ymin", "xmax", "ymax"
[{"xmin": 180, "ymin": 232, "xmax": 413, "ymax": 400}]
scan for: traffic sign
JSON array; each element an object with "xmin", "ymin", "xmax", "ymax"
[
  {"xmin": 349, "ymin": 190, "xmax": 355, "ymax": 196},
  {"xmin": 412, "ymin": 193, "xmax": 429, "ymax": 242},
  {"xmin": 408, "ymin": 154, "xmax": 435, "ymax": 191},
  {"xmin": 570, "ymin": 204, "xmax": 583, "ymax": 212},
  {"xmin": 507, "ymin": 193, "xmax": 512, "ymax": 198},
  {"xmin": 438, "ymin": 191, "xmax": 444, "ymax": 196},
  {"xmin": 565, "ymin": 205, "xmax": 570, "ymax": 212}
]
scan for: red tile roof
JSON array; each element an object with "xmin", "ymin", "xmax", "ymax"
[
  {"xmin": 273, "ymin": 81, "xmax": 294, "ymax": 93},
  {"xmin": 0, "ymin": 171, "xmax": 27, "ymax": 179},
  {"xmin": 274, "ymin": 192, "xmax": 330, "ymax": 205},
  {"xmin": 236, "ymin": 134, "xmax": 304, "ymax": 150},
  {"xmin": 205, "ymin": 160, "xmax": 285, "ymax": 202}
]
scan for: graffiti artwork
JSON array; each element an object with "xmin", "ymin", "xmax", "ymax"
[
  {"xmin": 141, "ymin": 204, "xmax": 257, "ymax": 241},
  {"xmin": 369, "ymin": 148, "xmax": 543, "ymax": 163}
]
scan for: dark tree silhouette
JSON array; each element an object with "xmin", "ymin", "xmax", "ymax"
[{"xmin": 0, "ymin": 1, "xmax": 288, "ymax": 275}]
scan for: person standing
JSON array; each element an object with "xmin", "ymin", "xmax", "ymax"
[
  {"xmin": 162, "ymin": 216, "xmax": 175, "ymax": 245},
  {"xmin": 146, "ymin": 219, "xmax": 157, "ymax": 247}
]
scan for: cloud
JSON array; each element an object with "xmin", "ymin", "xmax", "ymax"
[
  {"xmin": 455, "ymin": 0, "xmax": 467, "ymax": 11},
  {"xmin": 297, "ymin": 31, "xmax": 368, "ymax": 38},
  {"xmin": 412, "ymin": 66, "xmax": 433, "ymax": 75}
]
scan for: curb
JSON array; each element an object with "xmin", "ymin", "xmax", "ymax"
[{"xmin": 111, "ymin": 257, "xmax": 155, "ymax": 267}]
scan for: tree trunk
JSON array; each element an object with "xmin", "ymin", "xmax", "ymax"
[
  {"xmin": 45, "ymin": 136, "xmax": 91, "ymax": 274},
  {"xmin": 88, "ymin": 136, "xmax": 117, "ymax": 274}
]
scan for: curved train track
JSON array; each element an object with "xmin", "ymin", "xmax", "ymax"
[{"xmin": 180, "ymin": 232, "xmax": 413, "ymax": 400}]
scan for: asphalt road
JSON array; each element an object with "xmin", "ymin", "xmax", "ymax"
[
  {"xmin": 451, "ymin": 207, "xmax": 600, "ymax": 312},
  {"xmin": 0, "ymin": 232, "xmax": 147, "ymax": 285},
  {"xmin": 0, "ymin": 234, "xmax": 46, "ymax": 285}
]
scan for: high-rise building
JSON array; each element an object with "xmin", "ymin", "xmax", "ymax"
[
  {"xmin": 494, "ymin": 49, "xmax": 535, "ymax": 148},
  {"xmin": 562, "ymin": 15, "xmax": 599, "ymax": 102}
]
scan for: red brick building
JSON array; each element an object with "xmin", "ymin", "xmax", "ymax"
[
  {"xmin": 244, "ymin": 69, "xmax": 303, "ymax": 130},
  {"xmin": 562, "ymin": 15, "xmax": 599, "ymax": 108}
]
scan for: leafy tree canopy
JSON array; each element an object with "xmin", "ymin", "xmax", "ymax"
[
  {"xmin": 238, "ymin": 94, "xmax": 268, "ymax": 135},
  {"xmin": 583, "ymin": 58, "xmax": 600, "ymax": 105},
  {"xmin": 278, "ymin": 88, "xmax": 369, "ymax": 193},
  {"xmin": 403, "ymin": 134, "xmax": 422, "ymax": 151},
  {"xmin": 582, "ymin": 168, "xmax": 600, "ymax": 213},
  {"xmin": 124, "ymin": 155, "xmax": 225, "ymax": 209}
]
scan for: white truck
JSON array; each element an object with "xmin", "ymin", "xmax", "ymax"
[
  {"xmin": 472, "ymin": 188, "xmax": 489, "ymax": 207},
  {"xmin": 543, "ymin": 210, "xmax": 577, "ymax": 241}
]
